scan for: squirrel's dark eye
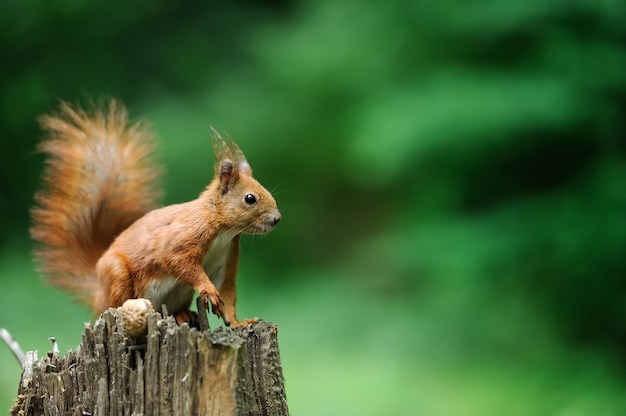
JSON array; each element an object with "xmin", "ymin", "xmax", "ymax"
[{"xmin": 244, "ymin": 194, "xmax": 257, "ymax": 205}]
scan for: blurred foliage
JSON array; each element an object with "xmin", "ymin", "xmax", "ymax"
[{"xmin": 1, "ymin": 0, "xmax": 626, "ymax": 414}]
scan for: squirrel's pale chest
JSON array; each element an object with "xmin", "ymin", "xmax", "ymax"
[{"xmin": 201, "ymin": 231, "xmax": 235, "ymax": 289}]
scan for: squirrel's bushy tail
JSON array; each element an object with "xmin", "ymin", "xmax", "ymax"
[{"xmin": 31, "ymin": 100, "xmax": 163, "ymax": 310}]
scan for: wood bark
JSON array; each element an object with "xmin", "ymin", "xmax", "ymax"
[{"xmin": 10, "ymin": 306, "xmax": 289, "ymax": 416}]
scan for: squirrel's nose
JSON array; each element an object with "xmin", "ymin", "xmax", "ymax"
[{"xmin": 272, "ymin": 212, "xmax": 281, "ymax": 226}]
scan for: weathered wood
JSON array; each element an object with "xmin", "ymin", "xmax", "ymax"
[{"xmin": 10, "ymin": 308, "xmax": 289, "ymax": 416}]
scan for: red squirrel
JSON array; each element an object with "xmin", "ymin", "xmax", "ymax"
[{"xmin": 30, "ymin": 100, "xmax": 281, "ymax": 327}]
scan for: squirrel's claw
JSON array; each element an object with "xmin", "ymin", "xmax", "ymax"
[{"xmin": 200, "ymin": 291, "xmax": 224, "ymax": 319}]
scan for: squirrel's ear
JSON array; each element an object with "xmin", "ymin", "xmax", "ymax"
[{"xmin": 219, "ymin": 159, "xmax": 239, "ymax": 194}]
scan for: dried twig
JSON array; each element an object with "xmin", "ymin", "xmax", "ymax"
[{"xmin": 0, "ymin": 328, "xmax": 25, "ymax": 366}]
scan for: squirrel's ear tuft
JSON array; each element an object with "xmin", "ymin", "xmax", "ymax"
[
  {"xmin": 210, "ymin": 126, "xmax": 248, "ymax": 166},
  {"xmin": 219, "ymin": 159, "xmax": 238, "ymax": 194},
  {"xmin": 238, "ymin": 161, "xmax": 252, "ymax": 176}
]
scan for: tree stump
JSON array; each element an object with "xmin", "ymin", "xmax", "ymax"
[{"xmin": 9, "ymin": 306, "xmax": 289, "ymax": 416}]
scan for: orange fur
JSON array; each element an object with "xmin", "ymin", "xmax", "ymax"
[{"xmin": 31, "ymin": 100, "xmax": 281, "ymax": 326}]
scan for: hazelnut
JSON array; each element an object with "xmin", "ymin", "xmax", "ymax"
[{"xmin": 120, "ymin": 298, "xmax": 154, "ymax": 337}]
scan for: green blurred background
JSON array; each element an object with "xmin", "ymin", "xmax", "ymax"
[{"xmin": 1, "ymin": 1, "xmax": 626, "ymax": 414}]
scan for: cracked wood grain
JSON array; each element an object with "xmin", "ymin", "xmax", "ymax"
[{"xmin": 10, "ymin": 308, "xmax": 288, "ymax": 416}]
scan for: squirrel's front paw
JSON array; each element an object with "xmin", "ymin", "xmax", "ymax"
[{"xmin": 200, "ymin": 289, "xmax": 224, "ymax": 318}]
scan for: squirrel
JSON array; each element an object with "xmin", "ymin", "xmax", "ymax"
[{"xmin": 30, "ymin": 99, "xmax": 281, "ymax": 327}]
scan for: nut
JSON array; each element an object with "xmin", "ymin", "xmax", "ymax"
[{"xmin": 120, "ymin": 298, "xmax": 154, "ymax": 337}]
